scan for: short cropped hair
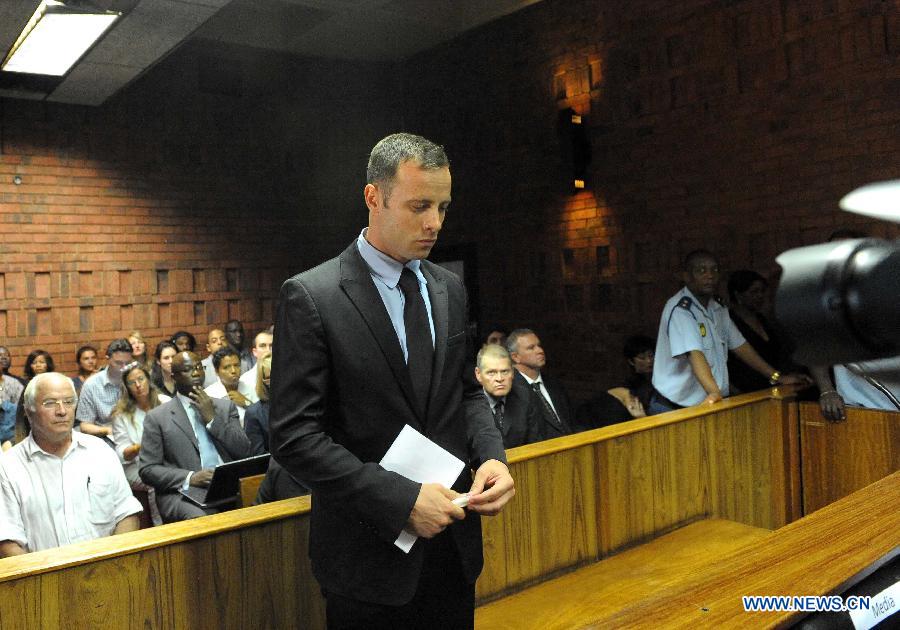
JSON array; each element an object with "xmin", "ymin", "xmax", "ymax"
[
  {"xmin": 24, "ymin": 372, "xmax": 76, "ymax": 415},
  {"xmin": 682, "ymin": 249, "xmax": 717, "ymax": 271},
  {"xmin": 106, "ymin": 338, "xmax": 133, "ymax": 357},
  {"xmin": 366, "ymin": 133, "xmax": 449, "ymax": 204},
  {"xmin": 623, "ymin": 335, "xmax": 655, "ymax": 360},
  {"xmin": 170, "ymin": 331, "xmax": 197, "ymax": 351},
  {"xmin": 476, "ymin": 344, "xmax": 512, "ymax": 370},
  {"xmin": 212, "ymin": 346, "xmax": 239, "ymax": 370},
  {"xmin": 505, "ymin": 328, "xmax": 535, "ymax": 354}
]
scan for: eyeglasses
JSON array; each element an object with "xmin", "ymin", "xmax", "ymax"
[
  {"xmin": 126, "ymin": 375, "xmax": 148, "ymax": 387},
  {"xmin": 41, "ymin": 397, "xmax": 77, "ymax": 410}
]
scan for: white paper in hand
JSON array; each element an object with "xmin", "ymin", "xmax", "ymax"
[{"xmin": 380, "ymin": 424, "xmax": 465, "ymax": 553}]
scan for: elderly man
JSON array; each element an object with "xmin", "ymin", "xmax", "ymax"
[
  {"xmin": 471, "ymin": 344, "xmax": 541, "ymax": 449},
  {"xmin": 139, "ymin": 351, "xmax": 250, "ymax": 522},
  {"xmin": 507, "ymin": 328, "xmax": 574, "ymax": 440},
  {"xmin": 202, "ymin": 328, "xmax": 228, "ymax": 388},
  {"xmin": 237, "ymin": 329, "xmax": 273, "ymax": 404},
  {"xmin": 76, "ymin": 338, "xmax": 133, "ymax": 441},
  {"xmin": 0, "ymin": 373, "xmax": 141, "ymax": 556}
]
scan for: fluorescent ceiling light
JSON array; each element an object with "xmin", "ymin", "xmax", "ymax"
[{"xmin": 2, "ymin": 1, "xmax": 120, "ymax": 77}]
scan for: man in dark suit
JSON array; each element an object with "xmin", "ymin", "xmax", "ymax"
[
  {"xmin": 139, "ymin": 351, "xmax": 251, "ymax": 523},
  {"xmin": 507, "ymin": 328, "xmax": 574, "ymax": 440},
  {"xmin": 270, "ymin": 133, "xmax": 515, "ymax": 629},
  {"xmin": 470, "ymin": 343, "xmax": 541, "ymax": 449}
]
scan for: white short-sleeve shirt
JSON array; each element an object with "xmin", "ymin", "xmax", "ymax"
[
  {"xmin": 652, "ymin": 287, "xmax": 746, "ymax": 407},
  {"xmin": 0, "ymin": 432, "xmax": 142, "ymax": 552}
]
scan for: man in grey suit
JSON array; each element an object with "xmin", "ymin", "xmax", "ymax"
[
  {"xmin": 139, "ymin": 351, "xmax": 251, "ymax": 523},
  {"xmin": 270, "ymin": 133, "xmax": 515, "ymax": 629}
]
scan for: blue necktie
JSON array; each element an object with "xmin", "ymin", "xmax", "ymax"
[{"xmin": 186, "ymin": 402, "xmax": 219, "ymax": 469}]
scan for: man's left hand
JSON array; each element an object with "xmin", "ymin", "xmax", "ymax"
[{"xmin": 466, "ymin": 459, "xmax": 515, "ymax": 516}]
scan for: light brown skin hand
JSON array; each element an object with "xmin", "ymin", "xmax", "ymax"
[
  {"xmin": 467, "ymin": 459, "xmax": 515, "ymax": 516},
  {"xmin": 190, "ymin": 468, "xmax": 214, "ymax": 487},
  {"xmin": 226, "ymin": 390, "xmax": 250, "ymax": 408},
  {"xmin": 123, "ymin": 443, "xmax": 141, "ymax": 461}
]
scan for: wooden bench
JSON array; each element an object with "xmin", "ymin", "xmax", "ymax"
[{"xmin": 475, "ymin": 519, "xmax": 771, "ymax": 629}]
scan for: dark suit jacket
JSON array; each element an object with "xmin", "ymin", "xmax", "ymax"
[
  {"xmin": 139, "ymin": 396, "xmax": 251, "ymax": 521},
  {"xmin": 514, "ymin": 370, "xmax": 574, "ymax": 440},
  {"xmin": 244, "ymin": 400, "xmax": 269, "ymax": 455},
  {"xmin": 467, "ymin": 380, "xmax": 542, "ymax": 450},
  {"xmin": 269, "ymin": 241, "xmax": 506, "ymax": 606}
]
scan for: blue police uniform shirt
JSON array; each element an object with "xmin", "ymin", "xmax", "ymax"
[
  {"xmin": 834, "ymin": 363, "xmax": 900, "ymax": 410},
  {"xmin": 652, "ymin": 287, "xmax": 746, "ymax": 406}
]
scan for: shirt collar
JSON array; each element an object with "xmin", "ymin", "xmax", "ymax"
[
  {"xmin": 681, "ymin": 286, "xmax": 720, "ymax": 315},
  {"xmin": 356, "ymin": 229, "xmax": 425, "ymax": 289},
  {"xmin": 23, "ymin": 431, "xmax": 85, "ymax": 459},
  {"xmin": 176, "ymin": 392, "xmax": 196, "ymax": 415},
  {"xmin": 519, "ymin": 371, "xmax": 541, "ymax": 386},
  {"xmin": 482, "ymin": 390, "xmax": 506, "ymax": 407}
]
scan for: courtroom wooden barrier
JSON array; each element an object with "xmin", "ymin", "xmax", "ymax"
[
  {"xmin": 239, "ymin": 473, "xmax": 265, "ymax": 507},
  {"xmin": 799, "ymin": 401, "xmax": 900, "ymax": 514},
  {"xmin": 476, "ymin": 388, "xmax": 801, "ymax": 602}
]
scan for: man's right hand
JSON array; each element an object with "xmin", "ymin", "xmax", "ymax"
[
  {"xmin": 406, "ymin": 483, "xmax": 465, "ymax": 539},
  {"xmin": 190, "ymin": 468, "xmax": 214, "ymax": 487},
  {"xmin": 702, "ymin": 392, "xmax": 723, "ymax": 405},
  {"xmin": 819, "ymin": 391, "xmax": 846, "ymax": 422}
]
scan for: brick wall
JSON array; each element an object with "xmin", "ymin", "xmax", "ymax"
[
  {"xmin": 402, "ymin": 0, "xmax": 900, "ymax": 400},
  {"xmin": 0, "ymin": 40, "xmax": 400, "ymax": 375}
]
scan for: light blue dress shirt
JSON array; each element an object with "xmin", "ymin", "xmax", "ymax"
[{"xmin": 356, "ymin": 230, "xmax": 436, "ymax": 362}]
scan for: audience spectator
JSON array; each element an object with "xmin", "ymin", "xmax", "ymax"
[
  {"xmin": 575, "ymin": 389, "xmax": 644, "ymax": 430},
  {"xmin": 469, "ymin": 344, "xmax": 540, "ymax": 449},
  {"xmin": 482, "ymin": 325, "xmax": 509, "ymax": 347},
  {"xmin": 170, "ymin": 331, "xmax": 196, "ymax": 353},
  {"xmin": 139, "ymin": 351, "xmax": 251, "ymax": 522},
  {"xmin": 507, "ymin": 328, "xmax": 574, "ymax": 439},
  {"xmin": 150, "ymin": 341, "xmax": 178, "ymax": 398},
  {"xmin": 650, "ymin": 250, "xmax": 806, "ymax": 414},
  {"xmin": 205, "ymin": 347, "xmax": 254, "ymax": 426},
  {"xmin": 0, "ymin": 373, "xmax": 141, "ymax": 556},
  {"xmin": 622, "ymin": 335, "xmax": 656, "ymax": 412},
  {"xmin": 24, "ymin": 349, "xmax": 54, "ymax": 380},
  {"xmin": 202, "ymin": 328, "xmax": 228, "ymax": 388},
  {"xmin": 127, "ymin": 331, "xmax": 151, "ymax": 372},
  {"xmin": 238, "ymin": 330, "xmax": 273, "ymax": 404},
  {"xmin": 72, "ymin": 345, "xmax": 99, "ymax": 394},
  {"xmin": 224, "ymin": 319, "xmax": 254, "ymax": 374},
  {"xmin": 0, "ymin": 346, "xmax": 24, "ymax": 384},
  {"xmin": 76, "ymin": 339, "xmax": 133, "ymax": 441},
  {"xmin": 0, "ymin": 356, "xmax": 24, "ymax": 408},
  {"xmin": 244, "ymin": 352, "xmax": 272, "ymax": 455},
  {"xmin": 726, "ymin": 270, "xmax": 795, "ymax": 393},
  {"xmin": 111, "ymin": 363, "xmax": 169, "ymax": 527},
  {"xmin": 254, "ymin": 459, "xmax": 308, "ymax": 504}
]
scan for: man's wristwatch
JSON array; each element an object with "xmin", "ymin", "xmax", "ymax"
[{"xmin": 769, "ymin": 371, "xmax": 781, "ymax": 385}]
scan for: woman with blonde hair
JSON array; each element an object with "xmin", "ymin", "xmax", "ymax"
[
  {"xmin": 111, "ymin": 362, "xmax": 168, "ymax": 526},
  {"xmin": 243, "ymin": 352, "xmax": 272, "ymax": 456},
  {"xmin": 127, "ymin": 330, "xmax": 152, "ymax": 372}
]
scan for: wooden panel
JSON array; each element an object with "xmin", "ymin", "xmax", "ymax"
[
  {"xmin": 800, "ymin": 402, "xmax": 900, "ymax": 513},
  {"xmin": 475, "ymin": 519, "xmax": 771, "ymax": 630},
  {"xmin": 0, "ymin": 575, "xmax": 41, "ymax": 629},
  {"xmin": 604, "ymin": 470, "xmax": 900, "ymax": 628},
  {"xmin": 477, "ymin": 444, "xmax": 599, "ymax": 601},
  {"xmin": 169, "ymin": 532, "xmax": 243, "ymax": 630},
  {"xmin": 239, "ymin": 474, "xmax": 265, "ymax": 508}
]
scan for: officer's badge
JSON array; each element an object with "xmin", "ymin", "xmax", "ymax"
[{"xmin": 699, "ymin": 323, "xmax": 707, "ymax": 337}]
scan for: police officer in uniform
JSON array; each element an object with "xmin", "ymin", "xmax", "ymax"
[{"xmin": 650, "ymin": 250, "xmax": 806, "ymax": 414}]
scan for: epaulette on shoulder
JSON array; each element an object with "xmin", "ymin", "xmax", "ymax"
[
  {"xmin": 714, "ymin": 295, "xmax": 725, "ymax": 306},
  {"xmin": 676, "ymin": 296, "xmax": 693, "ymax": 310}
]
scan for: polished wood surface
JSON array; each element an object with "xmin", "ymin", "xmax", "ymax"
[
  {"xmin": 475, "ymin": 519, "xmax": 771, "ymax": 630},
  {"xmin": 800, "ymin": 401, "xmax": 900, "ymax": 513},
  {"xmin": 606, "ymin": 470, "xmax": 900, "ymax": 628},
  {"xmin": 477, "ymin": 389, "xmax": 800, "ymax": 601},
  {"xmin": 239, "ymin": 473, "xmax": 265, "ymax": 508}
]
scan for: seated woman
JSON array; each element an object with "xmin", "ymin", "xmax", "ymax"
[
  {"xmin": 576, "ymin": 387, "xmax": 646, "ymax": 430},
  {"xmin": 71, "ymin": 345, "xmax": 98, "ymax": 394},
  {"xmin": 16, "ymin": 350, "xmax": 55, "ymax": 440},
  {"xmin": 127, "ymin": 330, "xmax": 152, "ymax": 372},
  {"xmin": 111, "ymin": 362, "xmax": 169, "ymax": 527},
  {"xmin": 170, "ymin": 331, "xmax": 196, "ymax": 353},
  {"xmin": 244, "ymin": 353, "xmax": 272, "ymax": 455},
  {"xmin": 726, "ymin": 270, "xmax": 794, "ymax": 393},
  {"xmin": 150, "ymin": 341, "xmax": 178, "ymax": 398},
  {"xmin": 622, "ymin": 335, "xmax": 656, "ymax": 412}
]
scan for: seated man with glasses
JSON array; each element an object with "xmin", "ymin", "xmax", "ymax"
[
  {"xmin": 139, "ymin": 351, "xmax": 250, "ymax": 523},
  {"xmin": 0, "ymin": 373, "xmax": 142, "ymax": 556},
  {"xmin": 76, "ymin": 338, "xmax": 134, "ymax": 444}
]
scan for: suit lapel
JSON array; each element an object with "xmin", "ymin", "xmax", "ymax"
[
  {"xmin": 422, "ymin": 263, "xmax": 448, "ymax": 425},
  {"xmin": 171, "ymin": 398, "xmax": 200, "ymax": 454},
  {"xmin": 339, "ymin": 244, "xmax": 421, "ymax": 427}
]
